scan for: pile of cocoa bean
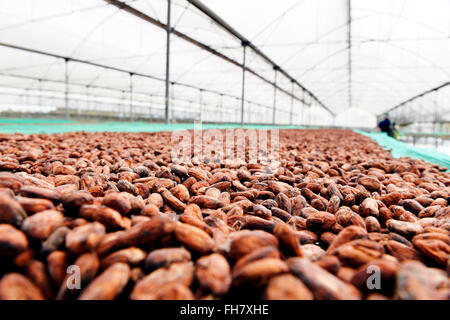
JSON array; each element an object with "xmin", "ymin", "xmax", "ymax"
[{"xmin": 0, "ymin": 129, "xmax": 449, "ymax": 300}]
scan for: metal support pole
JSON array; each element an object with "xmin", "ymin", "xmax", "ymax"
[
  {"xmin": 272, "ymin": 67, "xmax": 279, "ymax": 125},
  {"xmin": 164, "ymin": 0, "xmax": 171, "ymax": 123},
  {"xmin": 289, "ymin": 80, "xmax": 294, "ymax": 125},
  {"xmin": 120, "ymin": 89, "xmax": 126, "ymax": 119},
  {"xmin": 170, "ymin": 82, "xmax": 175, "ymax": 121},
  {"xmin": 86, "ymin": 86, "xmax": 91, "ymax": 119},
  {"xmin": 64, "ymin": 58, "xmax": 69, "ymax": 119},
  {"xmin": 236, "ymin": 97, "xmax": 239, "ymax": 123},
  {"xmin": 240, "ymin": 42, "xmax": 248, "ymax": 126},
  {"xmin": 149, "ymin": 94, "xmax": 153, "ymax": 120},
  {"xmin": 303, "ymin": 91, "xmax": 307, "ymax": 126},
  {"xmin": 220, "ymin": 93, "xmax": 224, "ymax": 123},
  {"xmin": 129, "ymin": 73, "xmax": 133, "ymax": 120},
  {"xmin": 199, "ymin": 89, "xmax": 203, "ymax": 121},
  {"xmin": 38, "ymin": 79, "xmax": 42, "ymax": 108},
  {"xmin": 347, "ymin": 0, "xmax": 352, "ymax": 109}
]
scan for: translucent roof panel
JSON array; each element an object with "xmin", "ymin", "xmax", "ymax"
[{"xmin": 0, "ymin": 0, "xmax": 449, "ymax": 123}]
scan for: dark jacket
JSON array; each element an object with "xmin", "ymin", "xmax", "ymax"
[{"xmin": 378, "ymin": 118, "xmax": 391, "ymax": 135}]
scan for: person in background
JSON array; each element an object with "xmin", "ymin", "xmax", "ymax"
[
  {"xmin": 378, "ymin": 113, "xmax": 393, "ymax": 137},
  {"xmin": 391, "ymin": 120, "xmax": 398, "ymax": 139}
]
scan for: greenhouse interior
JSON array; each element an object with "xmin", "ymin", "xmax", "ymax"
[{"xmin": 0, "ymin": 0, "xmax": 449, "ymax": 303}]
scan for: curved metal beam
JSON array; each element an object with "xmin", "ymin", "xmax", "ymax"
[
  {"xmin": 182, "ymin": 0, "xmax": 333, "ymax": 115},
  {"xmin": 103, "ymin": 0, "xmax": 334, "ymax": 115},
  {"xmin": 380, "ymin": 81, "xmax": 450, "ymax": 116}
]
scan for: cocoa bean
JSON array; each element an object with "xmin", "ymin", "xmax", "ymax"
[
  {"xmin": 80, "ymin": 205, "xmax": 126, "ymax": 230},
  {"xmin": 0, "ymin": 273, "xmax": 44, "ymax": 300},
  {"xmin": 0, "ymin": 193, "xmax": 27, "ymax": 227},
  {"xmin": 195, "ymin": 253, "xmax": 231, "ymax": 296},
  {"xmin": 21, "ymin": 210, "xmax": 64, "ymax": 240},
  {"xmin": 0, "ymin": 224, "xmax": 28, "ymax": 256},
  {"xmin": 395, "ymin": 261, "xmax": 447, "ymax": 300},
  {"xmin": 228, "ymin": 230, "xmax": 278, "ymax": 260},
  {"xmin": 19, "ymin": 186, "xmax": 61, "ymax": 204},
  {"xmin": 15, "ymin": 196, "xmax": 54, "ymax": 215},
  {"xmin": 131, "ymin": 262, "xmax": 194, "ymax": 300},
  {"xmin": 160, "ymin": 188, "xmax": 186, "ymax": 212},
  {"xmin": 101, "ymin": 247, "xmax": 146, "ymax": 269},
  {"xmin": 288, "ymin": 257, "xmax": 361, "ymax": 300},
  {"xmin": 145, "ymin": 247, "xmax": 191, "ymax": 269},
  {"xmin": 264, "ymin": 274, "xmax": 313, "ymax": 300},
  {"xmin": 232, "ymin": 258, "xmax": 288, "ymax": 287},
  {"xmin": 386, "ymin": 219, "xmax": 424, "ymax": 238},
  {"xmin": 66, "ymin": 222, "xmax": 105, "ymax": 254},
  {"xmin": 78, "ymin": 262, "xmax": 130, "ymax": 300},
  {"xmin": 40, "ymin": 226, "xmax": 70, "ymax": 255},
  {"xmin": 102, "ymin": 192, "xmax": 132, "ymax": 215},
  {"xmin": 306, "ymin": 211, "xmax": 336, "ymax": 231},
  {"xmin": 47, "ymin": 250, "xmax": 68, "ymax": 287}
]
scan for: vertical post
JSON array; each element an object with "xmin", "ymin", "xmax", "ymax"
[
  {"xmin": 129, "ymin": 73, "xmax": 133, "ymax": 121},
  {"xmin": 64, "ymin": 58, "xmax": 69, "ymax": 119},
  {"xmin": 240, "ymin": 42, "xmax": 248, "ymax": 126},
  {"xmin": 38, "ymin": 79, "xmax": 42, "ymax": 108},
  {"xmin": 164, "ymin": 0, "xmax": 171, "ymax": 123},
  {"xmin": 272, "ymin": 66, "xmax": 279, "ymax": 125},
  {"xmin": 86, "ymin": 86, "xmax": 90, "ymax": 119},
  {"xmin": 121, "ymin": 90, "xmax": 126, "ymax": 120},
  {"xmin": 347, "ymin": 0, "xmax": 352, "ymax": 109},
  {"xmin": 300, "ymin": 90, "xmax": 305, "ymax": 126},
  {"xmin": 149, "ymin": 94, "xmax": 153, "ymax": 120},
  {"xmin": 289, "ymin": 80, "xmax": 294, "ymax": 125},
  {"xmin": 199, "ymin": 89, "xmax": 203, "ymax": 122},
  {"xmin": 171, "ymin": 82, "xmax": 175, "ymax": 121},
  {"xmin": 220, "ymin": 93, "xmax": 224, "ymax": 123},
  {"xmin": 312, "ymin": 100, "xmax": 316, "ymax": 126},
  {"xmin": 236, "ymin": 97, "xmax": 240, "ymax": 123},
  {"xmin": 434, "ymin": 90, "xmax": 439, "ymax": 133}
]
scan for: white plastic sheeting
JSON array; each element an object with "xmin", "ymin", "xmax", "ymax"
[
  {"xmin": 335, "ymin": 108, "xmax": 377, "ymax": 128},
  {"xmin": 0, "ymin": 0, "xmax": 449, "ymax": 126}
]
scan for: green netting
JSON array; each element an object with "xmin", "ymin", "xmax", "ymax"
[
  {"xmin": 0, "ymin": 118, "xmax": 305, "ymax": 135},
  {"xmin": 355, "ymin": 130, "xmax": 450, "ymax": 169},
  {"xmin": 0, "ymin": 118, "xmax": 76, "ymax": 124}
]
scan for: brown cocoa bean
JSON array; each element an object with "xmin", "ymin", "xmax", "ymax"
[
  {"xmin": 0, "ymin": 224, "xmax": 28, "ymax": 256},
  {"xmin": 306, "ymin": 211, "xmax": 336, "ymax": 231},
  {"xmin": 21, "ymin": 210, "xmax": 64, "ymax": 240},
  {"xmin": 131, "ymin": 262, "xmax": 194, "ymax": 300},
  {"xmin": 232, "ymin": 258, "xmax": 288, "ymax": 287},
  {"xmin": 66, "ymin": 222, "xmax": 105, "ymax": 254},
  {"xmin": 0, "ymin": 273, "xmax": 44, "ymax": 300},
  {"xmin": 78, "ymin": 262, "xmax": 130, "ymax": 300},
  {"xmin": 174, "ymin": 223, "xmax": 214, "ymax": 255},
  {"xmin": 47, "ymin": 250, "xmax": 69, "ymax": 287},
  {"xmin": 145, "ymin": 247, "xmax": 191, "ymax": 269},
  {"xmin": 0, "ymin": 193, "xmax": 27, "ymax": 227},
  {"xmin": 195, "ymin": 253, "xmax": 231, "ymax": 296},
  {"xmin": 264, "ymin": 274, "xmax": 313, "ymax": 300},
  {"xmin": 80, "ymin": 205, "xmax": 126, "ymax": 230},
  {"xmin": 15, "ymin": 196, "xmax": 54, "ymax": 215},
  {"xmin": 386, "ymin": 219, "xmax": 424, "ymax": 238},
  {"xmin": 288, "ymin": 257, "xmax": 361, "ymax": 300}
]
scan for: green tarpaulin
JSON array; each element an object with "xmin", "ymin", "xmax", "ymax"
[{"xmin": 355, "ymin": 130, "xmax": 450, "ymax": 169}]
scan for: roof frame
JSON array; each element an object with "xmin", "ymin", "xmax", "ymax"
[{"xmin": 103, "ymin": 0, "xmax": 335, "ymax": 115}]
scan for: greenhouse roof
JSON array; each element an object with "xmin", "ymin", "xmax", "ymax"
[{"xmin": 0, "ymin": 0, "xmax": 449, "ymax": 124}]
